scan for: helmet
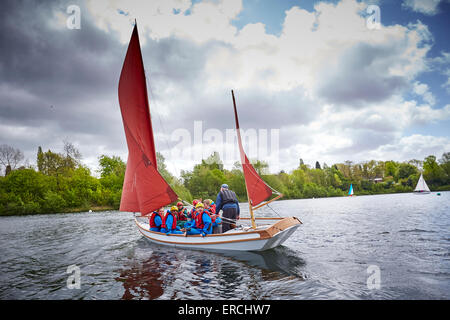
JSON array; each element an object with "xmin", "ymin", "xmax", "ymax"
[
  {"xmin": 195, "ymin": 202, "xmax": 204, "ymax": 208},
  {"xmin": 192, "ymin": 200, "xmax": 199, "ymax": 206},
  {"xmin": 171, "ymin": 206, "xmax": 178, "ymax": 211},
  {"xmin": 221, "ymin": 184, "xmax": 229, "ymax": 189},
  {"xmin": 177, "ymin": 202, "xmax": 183, "ymax": 206}
]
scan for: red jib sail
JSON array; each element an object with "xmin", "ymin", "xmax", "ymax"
[
  {"xmin": 231, "ymin": 90, "xmax": 273, "ymax": 207},
  {"xmin": 118, "ymin": 24, "xmax": 178, "ymax": 215}
]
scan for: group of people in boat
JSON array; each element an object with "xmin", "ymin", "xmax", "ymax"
[{"xmin": 148, "ymin": 184, "xmax": 240, "ymax": 236}]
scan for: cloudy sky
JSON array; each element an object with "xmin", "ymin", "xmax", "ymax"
[{"xmin": 1, "ymin": 0, "xmax": 449, "ymax": 177}]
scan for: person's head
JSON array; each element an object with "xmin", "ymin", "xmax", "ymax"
[
  {"xmin": 158, "ymin": 207, "xmax": 165, "ymax": 215},
  {"xmin": 177, "ymin": 201, "xmax": 183, "ymax": 209},
  {"xmin": 203, "ymin": 199, "xmax": 211, "ymax": 208},
  {"xmin": 195, "ymin": 202, "xmax": 204, "ymax": 213},
  {"xmin": 221, "ymin": 183, "xmax": 229, "ymax": 191},
  {"xmin": 192, "ymin": 199, "xmax": 199, "ymax": 207},
  {"xmin": 170, "ymin": 206, "xmax": 178, "ymax": 212}
]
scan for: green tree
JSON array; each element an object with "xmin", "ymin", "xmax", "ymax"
[
  {"xmin": 385, "ymin": 161, "xmax": 399, "ymax": 181},
  {"xmin": 423, "ymin": 155, "xmax": 444, "ymax": 186},
  {"xmin": 37, "ymin": 146, "xmax": 44, "ymax": 172},
  {"xmin": 398, "ymin": 163, "xmax": 418, "ymax": 179},
  {"xmin": 439, "ymin": 152, "xmax": 450, "ymax": 185},
  {"xmin": 252, "ymin": 160, "xmax": 269, "ymax": 175},
  {"xmin": 98, "ymin": 155, "xmax": 126, "ymax": 178}
]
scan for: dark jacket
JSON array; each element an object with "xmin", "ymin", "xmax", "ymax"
[{"xmin": 215, "ymin": 189, "xmax": 240, "ymax": 216}]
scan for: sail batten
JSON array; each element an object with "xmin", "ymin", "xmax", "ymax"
[
  {"xmin": 232, "ymin": 90, "xmax": 273, "ymax": 207},
  {"xmin": 118, "ymin": 24, "xmax": 178, "ymax": 214}
]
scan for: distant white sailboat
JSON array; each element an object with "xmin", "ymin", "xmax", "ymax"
[
  {"xmin": 413, "ymin": 173, "xmax": 430, "ymax": 194},
  {"xmin": 348, "ymin": 184, "xmax": 354, "ymax": 196}
]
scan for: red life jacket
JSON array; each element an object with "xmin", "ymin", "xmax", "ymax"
[
  {"xmin": 177, "ymin": 208, "xmax": 187, "ymax": 221},
  {"xmin": 188, "ymin": 208, "xmax": 196, "ymax": 219},
  {"xmin": 209, "ymin": 204, "xmax": 216, "ymax": 215},
  {"xmin": 161, "ymin": 211, "xmax": 177, "ymax": 230},
  {"xmin": 205, "ymin": 208, "xmax": 217, "ymax": 223},
  {"xmin": 195, "ymin": 210, "xmax": 212, "ymax": 230},
  {"xmin": 149, "ymin": 211, "xmax": 162, "ymax": 228}
]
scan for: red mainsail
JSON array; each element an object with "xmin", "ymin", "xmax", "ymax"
[
  {"xmin": 118, "ymin": 24, "xmax": 178, "ymax": 214},
  {"xmin": 231, "ymin": 90, "xmax": 273, "ymax": 207}
]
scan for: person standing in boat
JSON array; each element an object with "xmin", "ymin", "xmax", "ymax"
[
  {"xmin": 215, "ymin": 184, "xmax": 240, "ymax": 233},
  {"xmin": 160, "ymin": 206, "xmax": 183, "ymax": 235},
  {"xmin": 149, "ymin": 207, "xmax": 165, "ymax": 232},
  {"xmin": 184, "ymin": 202, "xmax": 213, "ymax": 237}
]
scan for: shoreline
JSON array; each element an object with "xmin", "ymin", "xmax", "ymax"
[{"xmin": 1, "ymin": 189, "xmax": 447, "ymax": 217}]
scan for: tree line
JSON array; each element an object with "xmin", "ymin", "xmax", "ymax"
[{"xmin": 0, "ymin": 143, "xmax": 449, "ymax": 216}]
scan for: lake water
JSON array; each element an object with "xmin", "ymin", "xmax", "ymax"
[{"xmin": 0, "ymin": 192, "xmax": 449, "ymax": 300}]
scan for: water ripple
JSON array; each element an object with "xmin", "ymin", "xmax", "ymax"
[{"xmin": 0, "ymin": 192, "xmax": 449, "ymax": 299}]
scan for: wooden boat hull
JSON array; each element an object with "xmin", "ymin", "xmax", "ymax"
[{"xmin": 134, "ymin": 216, "xmax": 301, "ymax": 251}]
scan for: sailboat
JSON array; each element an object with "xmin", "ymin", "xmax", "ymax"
[
  {"xmin": 118, "ymin": 24, "xmax": 301, "ymax": 251},
  {"xmin": 348, "ymin": 184, "xmax": 354, "ymax": 196},
  {"xmin": 413, "ymin": 173, "xmax": 430, "ymax": 194}
]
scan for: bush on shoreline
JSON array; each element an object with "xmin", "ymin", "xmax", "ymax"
[{"xmin": 0, "ymin": 145, "xmax": 449, "ymax": 216}]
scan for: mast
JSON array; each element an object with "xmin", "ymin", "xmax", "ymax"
[{"xmin": 231, "ymin": 90, "xmax": 256, "ymax": 229}]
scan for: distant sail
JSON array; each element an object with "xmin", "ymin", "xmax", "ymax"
[
  {"xmin": 414, "ymin": 173, "xmax": 430, "ymax": 193},
  {"xmin": 232, "ymin": 90, "xmax": 272, "ymax": 206},
  {"xmin": 118, "ymin": 24, "xmax": 178, "ymax": 214},
  {"xmin": 348, "ymin": 184, "xmax": 354, "ymax": 196}
]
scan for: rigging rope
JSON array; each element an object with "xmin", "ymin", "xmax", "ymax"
[
  {"xmin": 266, "ymin": 203, "xmax": 283, "ymax": 218},
  {"xmin": 144, "ymin": 69, "xmax": 196, "ymax": 207}
]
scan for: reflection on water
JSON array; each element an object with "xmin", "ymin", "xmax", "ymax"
[
  {"xmin": 115, "ymin": 241, "xmax": 306, "ymax": 300},
  {"xmin": 116, "ymin": 256, "xmax": 164, "ymax": 300},
  {"xmin": 0, "ymin": 192, "xmax": 449, "ymax": 299}
]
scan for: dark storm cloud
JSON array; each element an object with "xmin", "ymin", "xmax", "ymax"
[
  {"xmin": 0, "ymin": 0, "xmax": 123, "ymax": 126},
  {"xmin": 0, "ymin": 1, "xmax": 121, "ymax": 96},
  {"xmin": 316, "ymin": 42, "xmax": 409, "ymax": 107},
  {"xmin": 0, "ymin": 0, "xmax": 130, "ymax": 165}
]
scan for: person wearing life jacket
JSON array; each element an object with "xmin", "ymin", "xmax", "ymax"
[
  {"xmin": 203, "ymin": 199, "xmax": 216, "ymax": 215},
  {"xmin": 149, "ymin": 207, "xmax": 165, "ymax": 232},
  {"xmin": 176, "ymin": 202, "xmax": 188, "ymax": 228},
  {"xmin": 184, "ymin": 202, "xmax": 212, "ymax": 237},
  {"xmin": 215, "ymin": 184, "xmax": 240, "ymax": 233},
  {"xmin": 160, "ymin": 206, "xmax": 183, "ymax": 235},
  {"xmin": 188, "ymin": 199, "xmax": 200, "ymax": 220},
  {"xmin": 203, "ymin": 199, "xmax": 222, "ymax": 233},
  {"xmin": 210, "ymin": 200, "xmax": 216, "ymax": 215},
  {"xmin": 183, "ymin": 200, "xmax": 198, "ymax": 231}
]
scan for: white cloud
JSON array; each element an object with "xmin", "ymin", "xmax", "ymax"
[
  {"xmin": 402, "ymin": 0, "xmax": 443, "ymax": 15},
  {"xmin": 2, "ymin": 0, "xmax": 448, "ymax": 177},
  {"xmin": 82, "ymin": 0, "xmax": 447, "ymax": 173},
  {"xmin": 86, "ymin": 0, "xmax": 242, "ymax": 44},
  {"xmin": 413, "ymin": 81, "xmax": 436, "ymax": 105},
  {"xmin": 369, "ymin": 134, "xmax": 450, "ymax": 161}
]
